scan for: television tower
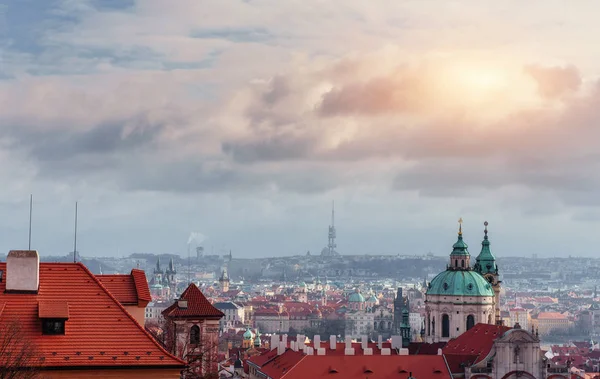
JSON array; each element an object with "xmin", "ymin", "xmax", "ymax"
[{"xmin": 327, "ymin": 201, "xmax": 337, "ymax": 256}]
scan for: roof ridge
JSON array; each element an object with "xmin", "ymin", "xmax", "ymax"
[{"xmin": 77, "ymin": 262, "xmax": 185, "ymax": 366}]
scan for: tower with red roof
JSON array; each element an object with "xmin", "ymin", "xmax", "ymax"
[{"xmin": 162, "ymin": 283, "xmax": 224, "ymax": 377}]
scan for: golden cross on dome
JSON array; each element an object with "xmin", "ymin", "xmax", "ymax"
[{"xmin": 458, "ymin": 217, "xmax": 463, "ymax": 235}]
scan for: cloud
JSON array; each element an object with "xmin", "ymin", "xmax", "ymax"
[{"xmin": 524, "ymin": 64, "xmax": 582, "ymax": 99}]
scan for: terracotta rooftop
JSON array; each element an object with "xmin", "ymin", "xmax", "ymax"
[
  {"xmin": 97, "ymin": 269, "xmax": 151, "ymax": 306},
  {"xmin": 38, "ymin": 301, "xmax": 69, "ymax": 319},
  {"xmin": 538, "ymin": 312, "xmax": 568, "ymax": 320},
  {"xmin": 252, "ymin": 349, "xmax": 452, "ymax": 379},
  {"xmin": 162, "ymin": 283, "xmax": 224, "ymax": 319},
  {"xmin": 0, "ymin": 262, "xmax": 185, "ymax": 369},
  {"xmin": 443, "ymin": 323, "xmax": 511, "ymax": 370}
]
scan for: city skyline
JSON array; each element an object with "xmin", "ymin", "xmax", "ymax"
[{"xmin": 2, "ymin": 1, "xmax": 600, "ymax": 257}]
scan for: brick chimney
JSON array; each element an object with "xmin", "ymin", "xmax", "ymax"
[{"xmin": 6, "ymin": 250, "xmax": 39, "ymax": 292}]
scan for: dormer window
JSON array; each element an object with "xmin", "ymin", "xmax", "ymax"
[
  {"xmin": 39, "ymin": 301, "xmax": 69, "ymax": 335},
  {"xmin": 42, "ymin": 319, "xmax": 65, "ymax": 335}
]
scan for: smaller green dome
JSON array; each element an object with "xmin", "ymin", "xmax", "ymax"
[
  {"xmin": 243, "ymin": 328, "xmax": 253, "ymax": 340},
  {"xmin": 348, "ymin": 289, "xmax": 365, "ymax": 302},
  {"xmin": 299, "ymin": 282, "xmax": 307, "ymax": 288}
]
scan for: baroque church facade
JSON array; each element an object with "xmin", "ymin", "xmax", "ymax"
[{"xmin": 425, "ymin": 220, "xmax": 501, "ymax": 343}]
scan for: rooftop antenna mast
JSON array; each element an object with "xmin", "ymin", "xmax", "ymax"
[
  {"xmin": 73, "ymin": 202, "xmax": 78, "ymax": 263},
  {"xmin": 28, "ymin": 194, "xmax": 33, "ymax": 250}
]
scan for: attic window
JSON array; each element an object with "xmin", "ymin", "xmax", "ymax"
[
  {"xmin": 42, "ymin": 319, "xmax": 65, "ymax": 335},
  {"xmin": 0, "ymin": 269, "xmax": 3, "ymax": 282}
]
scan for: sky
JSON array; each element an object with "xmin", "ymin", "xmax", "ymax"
[{"xmin": 1, "ymin": 1, "xmax": 600, "ymax": 258}]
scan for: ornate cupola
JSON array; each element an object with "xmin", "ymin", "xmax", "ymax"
[
  {"xmin": 474, "ymin": 221, "xmax": 497, "ymax": 275},
  {"xmin": 449, "ymin": 218, "xmax": 470, "ymax": 270}
]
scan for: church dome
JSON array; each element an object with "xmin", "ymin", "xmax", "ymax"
[
  {"xmin": 427, "ymin": 270, "xmax": 494, "ymax": 297},
  {"xmin": 348, "ymin": 289, "xmax": 365, "ymax": 302},
  {"xmin": 243, "ymin": 328, "xmax": 253, "ymax": 340}
]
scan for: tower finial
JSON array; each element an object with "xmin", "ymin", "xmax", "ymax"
[
  {"xmin": 484, "ymin": 221, "xmax": 489, "ymax": 239},
  {"xmin": 458, "ymin": 217, "xmax": 463, "ymax": 236}
]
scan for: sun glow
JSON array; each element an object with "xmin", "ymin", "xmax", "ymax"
[{"xmin": 434, "ymin": 62, "xmax": 540, "ymax": 120}]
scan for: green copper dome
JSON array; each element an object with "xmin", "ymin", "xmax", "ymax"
[
  {"xmin": 427, "ymin": 270, "xmax": 494, "ymax": 297},
  {"xmin": 243, "ymin": 328, "xmax": 253, "ymax": 340},
  {"xmin": 348, "ymin": 289, "xmax": 365, "ymax": 302},
  {"xmin": 474, "ymin": 222, "xmax": 497, "ymax": 275}
]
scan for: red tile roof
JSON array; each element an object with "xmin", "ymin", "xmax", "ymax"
[
  {"xmin": 538, "ymin": 312, "xmax": 568, "ymax": 320},
  {"xmin": 162, "ymin": 283, "xmax": 224, "ymax": 319},
  {"xmin": 0, "ymin": 261, "xmax": 185, "ymax": 369},
  {"xmin": 443, "ymin": 323, "xmax": 511, "ymax": 370},
  {"xmin": 255, "ymin": 349, "xmax": 452, "ymax": 379},
  {"xmin": 38, "ymin": 301, "xmax": 69, "ymax": 319},
  {"xmin": 131, "ymin": 269, "xmax": 152, "ymax": 303},
  {"xmin": 97, "ymin": 269, "xmax": 151, "ymax": 306},
  {"xmin": 97, "ymin": 274, "xmax": 138, "ymax": 305}
]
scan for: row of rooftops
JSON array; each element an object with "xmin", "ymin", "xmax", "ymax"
[
  {"xmin": 246, "ymin": 333, "xmax": 450, "ymax": 378},
  {"xmin": 238, "ymin": 322, "xmax": 580, "ymax": 378}
]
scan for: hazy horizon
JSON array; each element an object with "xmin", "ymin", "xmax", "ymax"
[{"xmin": 2, "ymin": 1, "xmax": 600, "ymax": 258}]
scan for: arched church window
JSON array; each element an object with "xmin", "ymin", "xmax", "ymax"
[
  {"xmin": 432, "ymin": 317, "xmax": 435, "ymax": 335},
  {"xmin": 379, "ymin": 321, "xmax": 385, "ymax": 330},
  {"xmin": 388, "ymin": 321, "xmax": 392, "ymax": 329},
  {"xmin": 461, "ymin": 260, "xmax": 465, "ymax": 268},
  {"xmin": 442, "ymin": 314, "xmax": 450, "ymax": 338},
  {"xmin": 466, "ymin": 315, "xmax": 475, "ymax": 331},
  {"xmin": 190, "ymin": 325, "xmax": 200, "ymax": 345},
  {"xmin": 455, "ymin": 259, "xmax": 458, "ymax": 268}
]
